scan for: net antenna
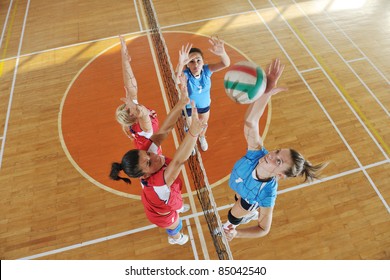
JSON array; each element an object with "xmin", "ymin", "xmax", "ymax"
[{"xmin": 141, "ymin": 0, "xmax": 233, "ymax": 260}]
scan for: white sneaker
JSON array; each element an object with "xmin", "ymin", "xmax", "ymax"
[
  {"xmin": 199, "ymin": 136, "xmax": 208, "ymax": 151},
  {"xmin": 177, "ymin": 204, "xmax": 190, "ymax": 213},
  {"xmin": 168, "ymin": 233, "xmax": 189, "ymax": 245},
  {"xmin": 191, "ymin": 148, "xmax": 196, "ymax": 156},
  {"xmin": 240, "ymin": 210, "xmax": 259, "ymax": 224}
]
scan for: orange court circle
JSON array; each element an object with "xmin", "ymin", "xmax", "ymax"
[{"xmin": 59, "ymin": 32, "xmax": 270, "ymax": 199}]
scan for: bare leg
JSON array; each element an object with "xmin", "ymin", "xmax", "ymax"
[{"xmin": 198, "ymin": 111, "xmax": 209, "ymax": 137}]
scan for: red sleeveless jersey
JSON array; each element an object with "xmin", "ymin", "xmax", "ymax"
[{"xmin": 141, "ymin": 157, "xmax": 183, "ymax": 227}]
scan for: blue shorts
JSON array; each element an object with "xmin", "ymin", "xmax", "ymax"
[{"xmin": 183, "ymin": 106, "xmax": 210, "ymax": 117}]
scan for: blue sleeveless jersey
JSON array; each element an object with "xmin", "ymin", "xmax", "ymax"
[
  {"xmin": 229, "ymin": 148, "xmax": 278, "ymax": 207},
  {"xmin": 184, "ymin": 65, "xmax": 212, "ymax": 109}
]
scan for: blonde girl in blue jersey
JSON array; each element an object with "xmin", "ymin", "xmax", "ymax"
[
  {"xmin": 223, "ymin": 58, "xmax": 327, "ymax": 241},
  {"xmin": 176, "ymin": 36, "xmax": 230, "ymax": 151}
]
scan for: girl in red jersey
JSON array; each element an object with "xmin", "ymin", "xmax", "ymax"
[
  {"xmin": 110, "ymin": 80, "xmax": 207, "ymax": 245},
  {"xmin": 115, "ymin": 35, "xmax": 162, "ymax": 154}
]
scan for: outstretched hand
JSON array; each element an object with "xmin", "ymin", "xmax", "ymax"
[
  {"xmin": 264, "ymin": 58, "xmax": 287, "ymax": 96},
  {"xmin": 177, "ymin": 74, "xmax": 190, "ymax": 106},
  {"xmin": 178, "ymin": 43, "xmax": 193, "ymax": 66},
  {"xmin": 223, "ymin": 224, "xmax": 237, "ymax": 242},
  {"xmin": 208, "ymin": 35, "xmax": 227, "ymax": 56},
  {"xmin": 189, "ymin": 101, "xmax": 208, "ymax": 136}
]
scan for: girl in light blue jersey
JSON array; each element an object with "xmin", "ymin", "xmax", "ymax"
[
  {"xmin": 223, "ymin": 59, "xmax": 327, "ymax": 241},
  {"xmin": 176, "ymin": 36, "xmax": 230, "ymax": 151}
]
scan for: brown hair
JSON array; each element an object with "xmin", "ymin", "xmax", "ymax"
[
  {"xmin": 285, "ymin": 149, "xmax": 328, "ymax": 182},
  {"xmin": 189, "ymin": 47, "xmax": 203, "ymax": 57}
]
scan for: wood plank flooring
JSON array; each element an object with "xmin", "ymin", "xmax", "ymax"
[{"xmin": 0, "ymin": 0, "xmax": 389, "ymax": 260}]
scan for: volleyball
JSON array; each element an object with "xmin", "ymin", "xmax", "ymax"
[{"xmin": 223, "ymin": 61, "xmax": 267, "ymax": 104}]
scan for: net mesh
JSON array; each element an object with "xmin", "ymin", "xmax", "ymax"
[{"xmin": 142, "ymin": 0, "xmax": 233, "ymax": 260}]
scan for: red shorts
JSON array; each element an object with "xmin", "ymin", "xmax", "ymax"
[
  {"xmin": 141, "ymin": 161, "xmax": 183, "ymax": 228},
  {"xmin": 142, "ymin": 207, "xmax": 179, "ymax": 228}
]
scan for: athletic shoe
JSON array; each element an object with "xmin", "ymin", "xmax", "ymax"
[
  {"xmin": 240, "ymin": 210, "xmax": 259, "ymax": 224},
  {"xmin": 191, "ymin": 148, "xmax": 196, "ymax": 156},
  {"xmin": 168, "ymin": 233, "xmax": 189, "ymax": 245},
  {"xmin": 199, "ymin": 136, "xmax": 208, "ymax": 151},
  {"xmin": 177, "ymin": 204, "xmax": 190, "ymax": 213}
]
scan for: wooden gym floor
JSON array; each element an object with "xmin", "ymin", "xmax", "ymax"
[{"xmin": 0, "ymin": 0, "xmax": 389, "ymax": 260}]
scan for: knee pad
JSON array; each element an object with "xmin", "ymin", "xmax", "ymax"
[
  {"xmin": 166, "ymin": 219, "xmax": 183, "ymax": 236},
  {"xmin": 228, "ymin": 210, "xmax": 243, "ymax": 225}
]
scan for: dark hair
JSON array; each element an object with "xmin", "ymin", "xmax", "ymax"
[
  {"xmin": 284, "ymin": 149, "xmax": 327, "ymax": 182},
  {"xmin": 109, "ymin": 149, "xmax": 145, "ymax": 184},
  {"xmin": 189, "ymin": 47, "xmax": 203, "ymax": 57}
]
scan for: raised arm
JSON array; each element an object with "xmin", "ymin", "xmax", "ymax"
[
  {"xmin": 224, "ymin": 207, "xmax": 274, "ymax": 240},
  {"xmin": 207, "ymin": 36, "xmax": 231, "ymax": 72},
  {"xmin": 120, "ymin": 35, "xmax": 138, "ymax": 103},
  {"xmin": 244, "ymin": 58, "xmax": 287, "ymax": 150},
  {"xmin": 164, "ymin": 101, "xmax": 207, "ymax": 187},
  {"xmin": 150, "ymin": 75, "xmax": 190, "ymax": 146},
  {"xmin": 175, "ymin": 43, "xmax": 193, "ymax": 79}
]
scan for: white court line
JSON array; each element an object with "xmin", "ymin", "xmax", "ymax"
[
  {"xmin": 0, "ymin": 0, "xmax": 14, "ymax": 140},
  {"xmin": 278, "ymin": 159, "xmax": 390, "ymax": 195},
  {"xmin": 18, "ymin": 158, "xmax": 389, "ymax": 260},
  {"xmin": 323, "ymin": 8, "xmax": 390, "ymax": 85},
  {"xmin": 19, "ymin": 224, "xmax": 157, "ymax": 260},
  {"xmin": 0, "ymin": 0, "xmax": 30, "ymax": 169},
  {"xmin": 346, "ymin": 57, "xmax": 367, "ymax": 64},
  {"xmin": 0, "ymin": 0, "xmax": 14, "ymax": 50},
  {"xmin": 133, "ymin": 0, "xmax": 143, "ymax": 31},
  {"xmin": 262, "ymin": 2, "xmax": 390, "ymax": 160},
  {"xmin": 261, "ymin": 0, "xmax": 390, "ymax": 212},
  {"xmin": 292, "ymin": 0, "xmax": 389, "ymax": 117},
  {"xmin": 185, "ymin": 218, "xmax": 199, "ymax": 260},
  {"xmin": 0, "ymin": 31, "xmax": 149, "ymax": 63},
  {"xmin": 299, "ymin": 67, "xmax": 321, "ymax": 73},
  {"xmin": 266, "ymin": 0, "xmax": 389, "ymax": 161},
  {"xmin": 0, "ymin": 10, "xmax": 255, "ymax": 63},
  {"xmin": 160, "ymin": 10, "xmax": 253, "ymax": 30}
]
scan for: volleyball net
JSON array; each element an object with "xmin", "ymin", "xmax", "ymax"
[{"xmin": 142, "ymin": 0, "xmax": 233, "ymax": 260}]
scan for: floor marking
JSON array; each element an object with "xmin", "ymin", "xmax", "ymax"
[
  {"xmin": 323, "ymin": 9, "xmax": 390, "ymax": 85},
  {"xmin": 0, "ymin": 0, "xmax": 14, "ymax": 50},
  {"xmin": 18, "ymin": 158, "xmax": 389, "ymax": 260},
  {"xmin": 185, "ymin": 218, "xmax": 199, "ymax": 260},
  {"xmin": 292, "ymin": 0, "xmax": 389, "ymax": 118},
  {"xmin": 265, "ymin": 0, "xmax": 390, "ymax": 212},
  {"xmin": 133, "ymin": 0, "xmax": 143, "ymax": 31},
  {"xmin": 0, "ymin": 0, "xmax": 30, "ymax": 169},
  {"xmin": 0, "ymin": 0, "xmax": 18, "ymax": 77}
]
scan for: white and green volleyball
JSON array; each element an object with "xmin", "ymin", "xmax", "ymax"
[{"xmin": 224, "ymin": 61, "xmax": 267, "ymax": 104}]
